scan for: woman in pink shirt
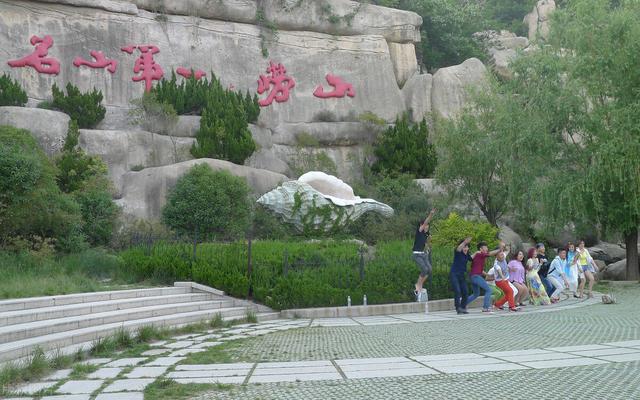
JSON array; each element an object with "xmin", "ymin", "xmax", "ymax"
[{"xmin": 508, "ymin": 250, "xmax": 529, "ymax": 306}]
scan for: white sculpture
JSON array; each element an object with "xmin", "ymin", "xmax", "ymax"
[{"xmin": 257, "ymin": 172, "xmax": 394, "ymax": 232}]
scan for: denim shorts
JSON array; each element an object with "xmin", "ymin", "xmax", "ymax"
[
  {"xmin": 412, "ymin": 252, "xmax": 432, "ymax": 277},
  {"xmin": 581, "ymin": 264, "xmax": 596, "ymax": 274}
]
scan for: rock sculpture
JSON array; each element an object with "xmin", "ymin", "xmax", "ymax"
[{"xmin": 257, "ymin": 172, "xmax": 393, "ymax": 232}]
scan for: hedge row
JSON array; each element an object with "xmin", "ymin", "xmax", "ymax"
[{"xmin": 119, "ymin": 240, "xmax": 465, "ymax": 310}]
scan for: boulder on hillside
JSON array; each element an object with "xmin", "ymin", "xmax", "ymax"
[
  {"xmin": 0, "ymin": 106, "xmax": 70, "ymax": 156},
  {"xmin": 78, "ymin": 129, "xmax": 195, "ymax": 196},
  {"xmin": 116, "ymin": 159, "xmax": 289, "ymax": 221},
  {"xmin": 524, "ymin": 0, "xmax": 556, "ymax": 42},
  {"xmin": 474, "ymin": 30, "xmax": 529, "ymax": 79},
  {"xmin": 499, "ymin": 224, "xmax": 524, "ymax": 251},
  {"xmin": 401, "ymin": 73, "xmax": 433, "ymax": 124},
  {"xmin": 588, "ymin": 242, "xmax": 626, "ymax": 265},
  {"xmin": 388, "ymin": 42, "xmax": 418, "ymax": 87},
  {"xmin": 431, "ymin": 58, "xmax": 488, "ymax": 120},
  {"xmin": 600, "ymin": 259, "xmax": 627, "ymax": 281}
]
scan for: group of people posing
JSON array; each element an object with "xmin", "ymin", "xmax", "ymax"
[{"xmin": 412, "ymin": 210, "xmax": 600, "ymax": 314}]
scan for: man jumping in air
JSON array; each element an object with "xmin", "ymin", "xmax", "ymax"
[{"xmin": 412, "ymin": 208, "xmax": 436, "ymax": 301}]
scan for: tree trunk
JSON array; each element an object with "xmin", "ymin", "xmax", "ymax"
[{"xmin": 625, "ymin": 227, "xmax": 639, "ymax": 281}]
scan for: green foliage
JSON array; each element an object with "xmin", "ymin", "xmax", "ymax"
[
  {"xmin": 481, "ymin": 0, "xmax": 535, "ymax": 36},
  {"xmin": 430, "ymin": 212, "xmax": 500, "ymax": 248},
  {"xmin": 129, "ymin": 91, "xmax": 178, "ymax": 135},
  {"xmin": 55, "ymin": 121, "xmax": 118, "ymax": 247},
  {"xmin": 51, "ymin": 83, "xmax": 106, "ymax": 128},
  {"xmin": 162, "ymin": 164, "xmax": 252, "ymax": 242},
  {"xmin": 0, "ymin": 73, "xmax": 27, "ymax": 106},
  {"xmin": 289, "ymin": 148, "xmax": 338, "ymax": 178},
  {"xmin": 433, "ymin": 80, "xmax": 510, "ymax": 226},
  {"xmin": 372, "ymin": 114, "xmax": 436, "ymax": 178},
  {"xmin": 119, "ymin": 239, "xmax": 458, "ymax": 310},
  {"xmin": 178, "ymin": 73, "xmax": 258, "ymax": 164},
  {"xmin": 0, "ymin": 126, "xmax": 85, "ymax": 252}
]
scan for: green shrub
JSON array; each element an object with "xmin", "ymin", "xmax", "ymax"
[
  {"xmin": 372, "ymin": 115, "xmax": 437, "ymax": 178},
  {"xmin": 0, "ymin": 73, "xmax": 27, "ymax": 106},
  {"xmin": 431, "ymin": 212, "xmax": 500, "ymax": 249},
  {"xmin": 162, "ymin": 164, "xmax": 252, "ymax": 244},
  {"xmin": 0, "ymin": 125, "xmax": 86, "ymax": 252},
  {"xmin": 129, "ymin": 92, "xmax": 178, "ymax": 135},
  {"xmin": 51, "ymin": 83, "xmax": 106, "ymax": 128}
]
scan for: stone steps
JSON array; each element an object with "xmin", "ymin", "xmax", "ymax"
[{"xmin": 0, "ymin": 284, "xmax": 279, "ymax": 363}]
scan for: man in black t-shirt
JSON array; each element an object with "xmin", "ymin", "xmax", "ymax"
[{"xmin": 412, "ymin": 208, "xmax": 436, "ymax": 300}]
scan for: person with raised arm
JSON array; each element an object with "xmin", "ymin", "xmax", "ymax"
[
  {"xmin": 412, "ymin": 208, "xmax": 436, "ymax": 301},
  {"xmin": 450, "ymin": 237, "xmax": 473, "ymax": 314}
]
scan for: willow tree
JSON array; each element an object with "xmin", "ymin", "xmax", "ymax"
[{"xmin": 505, "ymin": 0, "xmax": 640, "ymax": 279}]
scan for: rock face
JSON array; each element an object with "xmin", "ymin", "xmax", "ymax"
[
  {"xmin": 588, "ymin": 242, "xmax": 626, "ymax": 265},
  {"xmin": 475, "ymin": 30, "xmax": 529, "ymax": 79},
  {"xmin": 78, "ymin": 129, "xmax": 195, "ymax": 196},
  {"xmin": 600, "ymin": 259, "xmax": 627, "ymax": 281},
  {"xmin": 0, "ymin": 106, "xmax": 70, "ymax": 156},
  {"xmin": 431, "ymin": 58, "xmax": 488, "ymax": 119},
  {"xmin": 401, "ymin": 73, "xmax": 432, "ymax": 123},
  {"xmin": 388, "ymin": 43, "xmax": 418, "ymax": 87},
  {"xmin": 524, "ymin": 0, "xmax": 556, "ymax": 42},
  {"xmin": 117, "ymin": 159, "xmax": 288, "ymax": 221}
]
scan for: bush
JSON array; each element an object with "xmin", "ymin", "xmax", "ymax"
[
  {"xmin": 0, "ymin": 126, "xmax": 86, "ymax": 252},
  {"xmin": 129, "ymin": 92, "xmax": 178, "ymax": 135},
  {"xmin": 162, "ymin": 164, "xmax": 252, "ymax": 243},
  {"xmin": 55, "ymin": 121, "xmax": 118, "ymax": 246},
  {"xmin": 0, "ymin": 73, "xmax": 27, "ymax": 106},
  {"xmin": 51, "ymin": 83, "xmax": 106, "ymax": 128},
  {"xmin": 372, "ymin": 114, "xmax": 436, "ymax": 178},
  {"xmin": 431, "ymin": 212, "xmax": 500, "ymax": 249}
]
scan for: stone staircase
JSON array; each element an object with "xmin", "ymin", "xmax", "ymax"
[{"xmin": 0, "ymin": 282, "xmax": 279, "ymax": 364}]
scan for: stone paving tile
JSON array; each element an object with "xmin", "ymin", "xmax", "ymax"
[
  {"xmin": 141, "ymin": 348, "xmax": 169, "ymax": 356},
  {"xmin": 258, "ymin": 360, "xmax": 333, "ymax": 368},
  {"xmin": 195, "ymin": 333, "xmax": 222, "ymax": 341},
  {"xmin": 79, "ymin": 358, "xmax": 111, "ymax": 366},
  {"xmin": 249, "ymin": 372, "xmax": 342, "ymax": 383},
  {"xmin": 190, "ymin": 341, "xmax": 223, "ymax": 349},
  {"xmin": 145, "ymin": 356, "xmax": 185, "ymax": 366},
  {"xmin": 41, "ymin": 395, "xmax": 90, "ymax": 400},
  {"xmin": 546, "ymin": 344, "xmax": 614, "ymax": 352},
  {"xmin": 219, "ymin": 335, "xmax": 248, "ymax": 341},
  {"xmin": 568, "ymin": 347, "xmax": 640, "ymax": 357},
  {"xmin": 344, "ymin": 367, "xmax": 438, "ymax": 379},
  {"xmin": 420, "ymin": 357, "xmax": 506, "ymax": 368},
  {"xmin": 520, "ymin": 357, "xmax": 610, "ymax": 369},
  {"xmin": 604, "ymin": 340, "xmax": 640, "ymax": 347},
  {"xmin": 246, "ymin": 329, "xmax": 277, "ymax": 336},
  {"xmin": 12, "ymin": 381, "xmax": 57, "ymax": 395},
  {"xmin": 148, "ymin": 341, "xmax": 168, "ymax": 347},
  {"xmin": 167, "ymin": 369, "xmax": 251, "ymax": 378},
  {"xmin": 56, "ymin": 380, "xmax": 104, "ymax": 394},
  {"xmin": 163, "ymin": 340, "xmax": 194, "ymax": 349},
  {"xmin": 252, "ymin": 366, "xmax": 338, "ymax": 375},
  {"xmin": 412, "ymin": 353, "xmax": 485, "ymax": 362},
  {"xmin": 168, "ymin": 348, "xmax": 206, "ymax": 356},
  {"xmin": 481, "ymin": 349, "xmax": 559, "ymax": 358},
  {"xmin": 495, "ymin": 352, "xmax": 582, "ymax": 363},
  {"xmin": 87, "ymin": 367, "xmax": 122, "ymax": 379},
  {"xmin": 125, "ymin": 366, "xmax": 168, "ymax": 378},
  {"xmin": 173, "ymin": 377, "xmax": 246, "ymax": 384},
  {"xmin": 173, "ymin": 333, "xmax": 201, "ymax": 340},
  {"xmin": 596, "ymin": 352, "xmax": 640, "ymax": 363},
  {"xmin": 4, "ymin": 398, "xmax": 32, "ymax": 400},
  {"xmin": 335, "ymin": 357, "xmax": 408, "ymax": 366},
  {"xmin": 43, "ymin": 368, "xmax": 72, "ymax": 381},
  {"xmin": 434, "ymin": 363, "xmax": 530, "ymax": 374},
  {"xmin": 102, "ymin": 378, "xmax": 155, "ymax": 393},
  {"xmin": 95, "ymin": 392, "xmax": 144, "ymax": 400},
  {"xmin": 175, "ymin": 363, "xmax": 254, "ymax": 370},
  {"xmin": 104, "ymin": 358, "xmax": 146, "ymax": 367}
]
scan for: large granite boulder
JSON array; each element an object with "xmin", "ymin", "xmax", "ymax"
[
  {"xmin": 499, "ymin": 224, "xmax": 525, "ymax": 252},
  {"xmin": 0, "ymin": 106, "xmax": 70, "ymax": 156},
  {"xmin": 270, "ymin": 122, "xmax": 384, "ymax": 147},
  {"xmin": 588, "ymin": 242, "xmax": 626, "ymax": 265},
  {"xmin": 431, "ymin": 58, "xmax": 488, "ymax": 119},
  {"xmin": 388, "ymin": 43, "xmax": 418, "ymax": 87},
  {"xmin": 524, "ymin": 0, "xmax": 556, "ymax": 42},
  {"xmin": 36, "ymin": 0, "xmax": 137, "ymax": 14},
  {"xmin": 78, "ymin": 129, "xmax": 195, "ymax": 196},
  {"xmin": 0, "ymin": 0, "xmax": 408, "ymax": 127},
  {"xmin": 475, "ymin": 30, "xmax": 529, "ymax": 79},
  {"xmin": 131, "ymin": 0, "xmax": 422, "ymax": 43},
  {"xmin": 116, "ymin": 159, "xmax": 288, "ymax": 221},
  {"xmin": 600, "ymin": 259, "xmax": 627, "ymax": 281},
  {"xmin": 401, "ymin": 73, "xmax": 432, "ymax": 124}
]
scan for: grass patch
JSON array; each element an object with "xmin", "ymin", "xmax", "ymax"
[
  {"xmin": 181, "ymin": 338, "xmax": 251, "ymax": 365},
  {"xmin": 209, "ymin": 313, "xmax": 225, "ymax": 329},
  {"xmin": 69, "ymin": 363, "xmax": 99, "ymax": 379},
  {"xmin": 245, "ymin": 309, "xmax": 258, "ymax": 324},
  {"xmin": 144, "ymin": 378, "xmax": 232, "ymax": 400}
]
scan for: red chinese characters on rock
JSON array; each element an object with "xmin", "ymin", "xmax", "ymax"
[
  {"xmin": 73, "ymin": 50, "xmax": 118, "ymax": 73},
  {"xmin": 313, "ymin": 74, "xmax": 355, "ymax": 99},
  {"xmin": 121, "ymin": 45, "xmax": 164, "ymax": 92},
  {"xmin": 257, "ymin": 61, "xmax": 295, "ymax": 107},
  {"xmin": 176, "ymin": 67, "xmax": 206, "ymax": 80},
  {"xmin": 8, "ymin": 35, "xmax": 60, "ymax": 75}
]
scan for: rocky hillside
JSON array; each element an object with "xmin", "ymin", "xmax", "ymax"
[{"xmin": 0, "ymin": 0, "xmax": 490, "ymax": 221}]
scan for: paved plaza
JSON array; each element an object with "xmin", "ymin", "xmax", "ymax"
[{"xmin": 7, "ymin": 283, "xmax": 640, "ymax": 399}]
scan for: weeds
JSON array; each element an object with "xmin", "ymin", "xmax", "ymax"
[
  {"xmin": 245, "ymin": 309, "xmax": 258, "ymax": 324},
  {"xmin": 209, "ymin": 313, "xmax": 225, "ymax": 329},
  {"xmin": 145, "ymin": 377, "xmax": 232, "ymax": 399},
  {"xmin": 69, "ymin": 363, "xmax": 99, "ymax": 379}
]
